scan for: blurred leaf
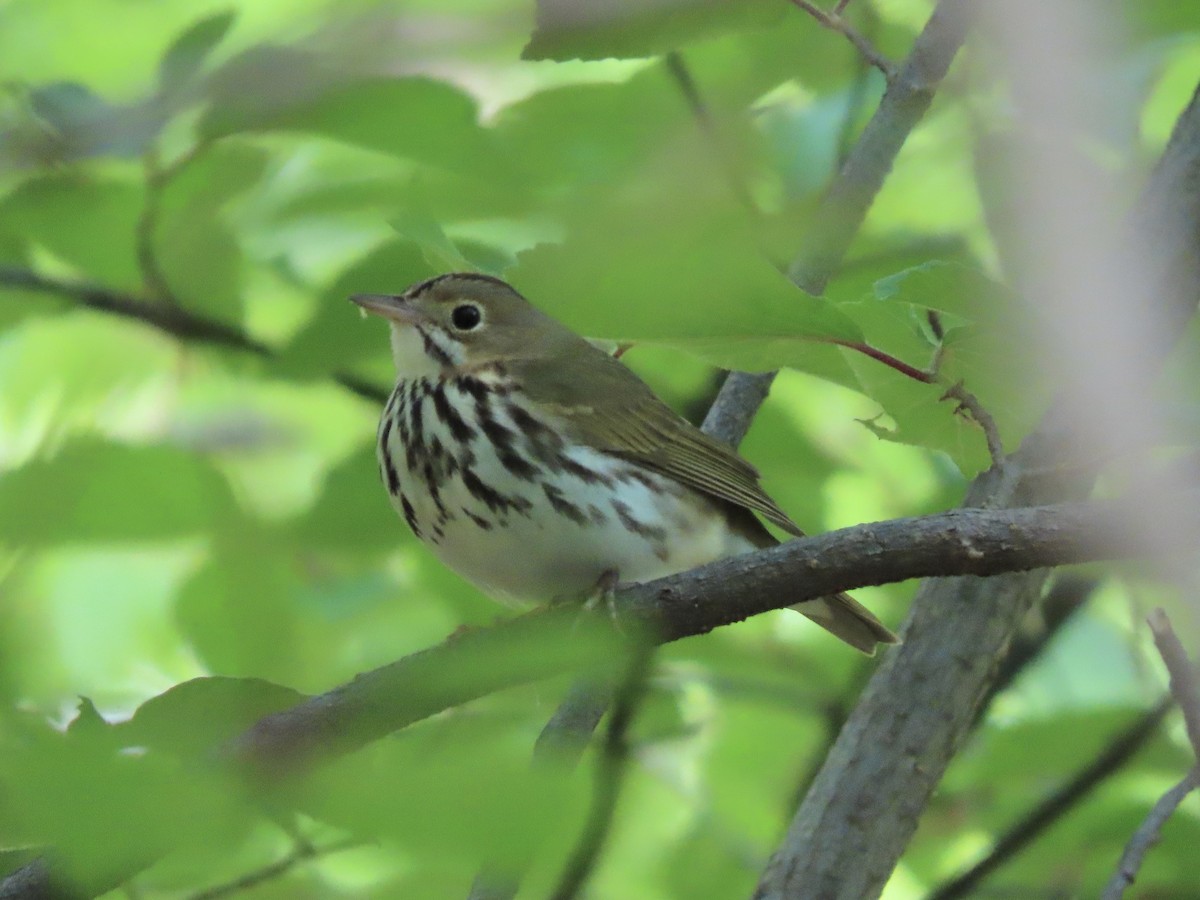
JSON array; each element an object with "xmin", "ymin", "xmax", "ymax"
[
  {"xmin": 153, "ymin": 141, "xmax": 270, "ymax": 323},
  {"xmin": 202, "ymin": 68, "xmax": 498, "ymax": 177},
  {"xmin": 119, "ymin": 676, "xmax": 306, "ymax": 758},
  {"xmin": 298, "ymin": 714, "xmax": 580, "ymax": 865},
  {"xmin": 0, "ymin": 440, "xmax": 235, "ymax": 544},
  {"xmin": 291, "ymin": 444, "xmax": 402, "ymax": 552},
  {"xmin": 511, "ymin": 155, "xmax": 863, "ymax": 378},
  {"xmin": 174, "ymin": 526, "xmax": 311, "ymax": 683},
  {"xmin": 492, "ymin": 67, "xmax": 688, "ymax": 199},
  {"xmin": 158, "ymin": 10, "xmax": 238, "ymax": 96},
  {"xmin": 277, "ymin": 238, "xmax": 433, "ymax": 379},
  {"xmin": 525, "ymin": 0, "xmax": 784, "ymax": 61},
  {"xmin": 19, "ymin": 82, "xmax": 160, "ymax": 161},
  {"xmin": 0, "ymin": 173, "xmax": 143, "ymax": 287},
  {"xmin": 389, "ymin": 181, "xmax": 472, "ymax": 273}
]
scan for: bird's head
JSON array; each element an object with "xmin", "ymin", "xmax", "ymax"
[{"xmin": 351, "ymin": 273, "xmax": 566, "ymax": 378}]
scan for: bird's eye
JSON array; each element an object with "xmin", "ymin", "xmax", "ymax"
[{"xmin": 450, "ymin": 303, "xmax": 482, "ymax": 331}]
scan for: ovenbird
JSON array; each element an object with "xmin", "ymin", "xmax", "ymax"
[{"xmin": 352, "ymin": 273, "xmax": 896, "ymax": 653}]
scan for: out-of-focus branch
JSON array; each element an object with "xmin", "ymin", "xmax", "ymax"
[
  {"xmin": 1100, "ymin": 609, "xmax": 1200, "ymax": 899},
  {"xmin": 786, "ymin": 0, "xmax": 895, "ymax": 79},
  {"xmin": 0, "ymin": 266, "xmax": 389, "ymax": 404},
  {"xmin": 1148, "ymin": 608, "xmax": 1200, "ymax": 758},
  {"xmin": 547, "ymin": 645, "xmax": 653, "ymax": 900},
  {"xmin": 185, "ymin": 837, "xmax": 360, "ymax": 900},
  {"xmin": 931, "ymin": 696, "xmax": 1173, "ymax": 900},
  {"xmin": 1102, "ymin": 767, "xmax": 1200, "ymax": 900}
]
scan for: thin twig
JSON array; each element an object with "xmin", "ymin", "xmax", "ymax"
[
  {"xmin": 185, "ymin": 837, "xmax": 360, "ymax": 900},
  {"xmin": 1101, "ymin": 767, "xmax": 1200, "ymax": 900},
  {"xmin": 787, "ymin": 0, "xmax": 895, "ymax": 79},
  {"xmin": 664, "ymin": 51, "xmax": 760, "ymax": 217},
  {"xmin": 941, "ymin": 380, "xmax": 1007, "ymax": 471},
  {"xmin": 929, "ymin": 697, "xmax": 1173, "ymax": 900},
  {"xmin": 548, "ymin": 644, "xmax": 654, "ymax": 900},
  {"xmin": 1098, "ymin": 610, "xmax": 1200, "ymax": 898},
  {"xmin": 1147, "ymin": 608, "xmax": 1200, "ymax": 758}
]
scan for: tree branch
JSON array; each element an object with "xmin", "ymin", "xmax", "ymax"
[
  {"xmin": 0, "ymin": 266, "xmax": 389, "ymax": 404},
  {"xmin": 786, "ymin": 0, "xmax": 895, "ymax": 79},
  {"xmin": 1101, "ymin": 767, "xmax": 1200, "ymax": 900},
  {"xmin": 753, "ymin": 69, "xmax": 1200, "ymax": 899},
  {"xmin": 1099, "ymin": 609, "xmax": 1200, "ymax": 898},
  {"xmin": 931, "ymin": 697, "xmax": 1174, "ymax": 900},
  {"xmin": 5, "ymin": 493, "xmax": 1200, "ymax": 899}
]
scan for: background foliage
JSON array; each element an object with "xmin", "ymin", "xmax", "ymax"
[{"xmin": 1, "ymin": 0, "xmax": 1199, "ymax": 897}]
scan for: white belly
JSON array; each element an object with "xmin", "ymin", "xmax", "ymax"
[{"xmin": 378, "ymin": 377, "xmax": 753, "ymax": 604}]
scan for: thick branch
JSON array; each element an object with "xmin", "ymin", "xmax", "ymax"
[
  {"xmin": 755, "ymin": 67, "xmax": 1200, "ymax": 900},
  {"xmin": 4, "ymin": 492, "xmax": 1199, "ymax": 898},
  {"xmin": 145, "ymin": 496, "xmax": 1200, "ymax": 775}
]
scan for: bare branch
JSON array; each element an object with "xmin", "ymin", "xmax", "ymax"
[
  {"xmin": 548, "ymin": 645, "xmax": 653, "ymax": 900},
  {"xmin": 931, "ymin": 697, "xmax": 1173, "ymax": 900},
  {"xmin": 185, "ymin": 837, "xmax": 360, "ymax": 900},
  {"xmin": 786, "ymin": 0, "xmax": 895, "ymax": 79},
  {"xmin": 1097, "ymin": 611, "xmax": 1200, "ymax": 898},
  {"xmin": 0, "ymin": 266, "xmax": 389, "ymax": 404},
  {"xmin": 1148, "ymin": 608, "xmax": 1200, "ymax": 759},
  {"xmin": 1101, "ymin": 767, "xmax": 1200, "ymax": 900}
]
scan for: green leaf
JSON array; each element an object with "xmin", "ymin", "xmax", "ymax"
[
  {"xmin": 0, "ymin": 440, "xmax": 235, "ymax": 544},
  {"xmin": 174, "ymin": 525, "xmax": 313, "ymax": 683},
  {"xmin": 118, "ymin": 676, "xmax": 306, "ymax": 759},
  {"xmin": 389, "ymin": 181, "xmax": 473, "ymax": 273},
  {"xmin": 491, "ymin": 67, "xmax": 691, "ymax": 199},
  {"xmin": 0, "ymin": 173, "xmax": 143, "ymax": 288},
  {"xmin": 202, "ymin": 68, "xmax": 497, "ymax": 176},
  {"xmin": 291, "ymin": 445, "xmax": 404, "ymax": 552},
  {"xmin": 158, "ymin": 10, "xmax": 237, "ymax": 96},
  {"xmin": 152, "ymin": 141, "xmax": 269, "ymax": 323},
  {"xmin": 524, "ymin": 0, "xmax": 785, "ymax": 61},
  {"xmin": 511, "ymin": 168, "xmax": 862, "ymax": 378},
  {"xmin": 276, "ymin": 238, "xmax": 434, "ymax": 379}
]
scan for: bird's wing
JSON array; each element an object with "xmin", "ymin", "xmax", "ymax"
[{"xmin": 513, "ymin": 348, "xmax": 804, "ymax": 537}]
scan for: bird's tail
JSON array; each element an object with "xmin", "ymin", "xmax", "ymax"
[{"xmin": 789, "ymin": 592, "xmax": 899, "ymax": 655}]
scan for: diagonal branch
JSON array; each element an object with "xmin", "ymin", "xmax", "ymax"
[
  {"xmin": 1099, "ymin": 609, "xmax": 1200, "ymax": 899},
  {"xmin": 754, "ymin": 45, "xmax": 1200, "ymax": 900},
  {"xmin": 0, "ymin": 266, "xmax": 389, "ymax": 404}
]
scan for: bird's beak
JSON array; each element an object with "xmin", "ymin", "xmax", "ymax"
[{"xmin": 349, "ymin": 293, "xmax": 424, "ymax": 326}]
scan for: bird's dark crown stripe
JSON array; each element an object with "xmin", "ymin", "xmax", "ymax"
[{"xmin": 408, "ymin": 272, "xmax": 513, "ymax": 299}]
